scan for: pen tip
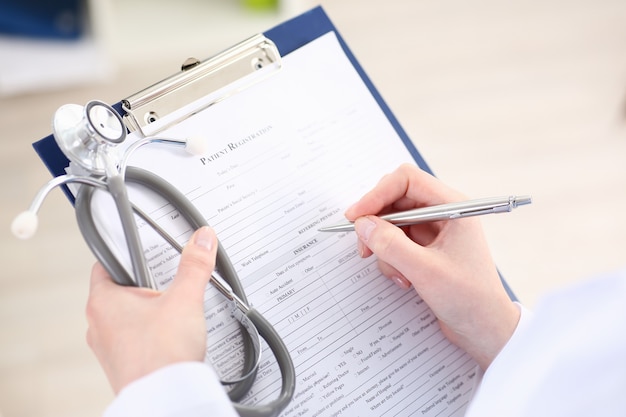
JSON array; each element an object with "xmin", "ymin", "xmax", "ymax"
[{"xmin": 318, "ymin": 223, "xmax": 355, "ymax": 232}]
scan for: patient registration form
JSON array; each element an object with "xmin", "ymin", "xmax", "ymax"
[{"xmin": 94, "ymin": 32, "xmax": 479, "ymax": 416}]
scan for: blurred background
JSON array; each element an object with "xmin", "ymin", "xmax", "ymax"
[{"xmin": 1, "ymin": 0, "xmax": 625, "ymax": 415}]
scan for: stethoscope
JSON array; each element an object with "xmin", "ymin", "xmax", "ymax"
[{"xmin": 12, "ymin": 100, "xmax": 295, "ymax": 417}]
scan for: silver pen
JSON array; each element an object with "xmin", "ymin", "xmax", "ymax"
[{"xmin": 318, "ymin": 195, "xmax": 532, "ymax": 232}]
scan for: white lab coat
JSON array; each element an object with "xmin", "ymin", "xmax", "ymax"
[
  {"xmin": 466, "ymin": 267, "xmax": 626, "ymax": 417},
  {"xmin": 103, "ymin": 362, "xmax": 238, "ymax": 417},
  {"xmin": 104, "ymin": 268, "xmax": 626, "ymax": 417}
]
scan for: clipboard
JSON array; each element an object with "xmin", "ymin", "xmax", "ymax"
[
  {"xmin": 32, "ymin": 6, "xmax": 430, "ymax": 189},
  {"xmin": 32, "ymin": 5, "xmax": 516, "ymax": 298},
  {"xmin": 30, "ymin": 6, "xmax": 516, "ymax": 416}
]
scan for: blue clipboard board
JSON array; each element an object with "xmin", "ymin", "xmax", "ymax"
[{"xmin": 31, "ymin": 5, "xmax": 516, "ymax": 303}]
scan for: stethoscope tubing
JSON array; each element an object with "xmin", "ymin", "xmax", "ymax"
[
  {"xmin": 75, "ymin": 167, "xmax": 294, "ymax": 415},
  {"xmin": 20, "ymin": 99, "xmax": 295, "ymax": 416}
]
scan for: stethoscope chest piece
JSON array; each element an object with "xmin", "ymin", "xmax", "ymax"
[{"xmin": 53, "ymin": 100, "xmax": 126, "ymax": 175}]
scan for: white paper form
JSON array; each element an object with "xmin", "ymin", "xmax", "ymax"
[{"xmin": 93, "ymin": 32, "xmax": 479, "ymax": 416}]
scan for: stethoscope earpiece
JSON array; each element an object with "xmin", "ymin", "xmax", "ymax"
[
  {"xmin": 11, "ymin": 210, "xmax": 38, "ymax": 240},
  {"xmin": 184, "ymin": 136, "xmax": 209, "ymax": 156}
]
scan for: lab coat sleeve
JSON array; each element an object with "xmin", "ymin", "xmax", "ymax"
[
  {"xmin": 468, "ymin": 302, "xmax": 533, "ymax": 392},
  {"xmin": 490, "ymin": 301, "xmax": 534, "ymax": 366},
  {"xmin": 103, "ymin": 362, "xmax": 238, "ymax": 417},
  {"xmin": 466, "ymin": 268, "xmax": 626, "ymax": 417}
]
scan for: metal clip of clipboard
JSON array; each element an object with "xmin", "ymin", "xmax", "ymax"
[{"xmin": 121, "ymin": 34, "xmax": 282, "ymax": 136}]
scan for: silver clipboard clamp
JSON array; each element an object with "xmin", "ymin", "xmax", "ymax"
[{"xmin": 121, "ymin": 34, "xmax": 282, "ymax": 136}]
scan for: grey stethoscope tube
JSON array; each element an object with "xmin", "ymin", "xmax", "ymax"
[
  {"xmin": 75, "ymin": 167, "xmax": 295, "ymax": 417},
  {"xmin": 13, "ymin": 100, "xmax": 296, "ymax": 416}
]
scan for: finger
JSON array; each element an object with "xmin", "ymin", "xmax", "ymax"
[
  {"xmin": 86, "ymin": 263, "xmax": 115, "ymax": 343},
  {"xmin": 376, "ymin": 259, "xmax": 412, "ymax": 290},
  {"xmin": 168, "ymin": 226, "xmax": 218, "ymax": 301},
  {"xmin": 89, "ymin": 262, "xmax": 115, "ymax": 292},
  {"xmin": 345, "ymin": 172, "xmax": 402, "ymax": 221},
  {"xmin": 357, "ymin": 238, "xmax": 373, "ymax": 258},
  {"xmin": 394, "ymin": 164, "xmax": 465, "ymax": 205},
  {"xmin": 354, "ymin": 215, "xmax": 427, "ymax": 281},
  {"xmin": 87, "ymin": 262, "xmax": 118, "ymax": 319},
  {"xmin": 346, "ymin": 164, "xmax": 463, "ymax": 220}
]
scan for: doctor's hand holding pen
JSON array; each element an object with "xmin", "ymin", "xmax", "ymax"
[{"xmin": 344, "ymin": 163, "xmax": 520, "ymax": 371}]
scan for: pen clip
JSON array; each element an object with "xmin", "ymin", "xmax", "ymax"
[
  {"xmin": 451, "ymin": 206, "xmax": 508, "ymax": 219},
  {"xmin": 452, "ymin": 196, "xmax": 526, "ymax": 219}
]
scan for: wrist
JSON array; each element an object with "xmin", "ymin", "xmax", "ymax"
[{"xmin": 459, "ymin": 300, "xmax": 521, "ymax": 370}]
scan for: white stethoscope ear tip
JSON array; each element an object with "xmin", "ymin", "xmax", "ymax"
[
  {"xmin": 184, "ymin": 136, "xmax": 209, "ymax": 156},
  {"xmin": 11, "ymin": 211, "xmax": 39, "ymax": 240}
]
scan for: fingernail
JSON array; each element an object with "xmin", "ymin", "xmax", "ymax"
[
  {"xmin": 357, "ymin": 239, "xmax": 365, "ymax": 258},
  {"xmin": 194, "ymin": 226, "xmax": 215, "ymax": 250},
  {"xmin": 392, "ymin": 275, "xmax": 412, "ymax": 290},
  {"xmin": 354, "ymin": 217, "xmax": 376, "ymax": 242},
  {"xmin": 344, "ymin": 202, "xmax": 357, "ymax": 216}
]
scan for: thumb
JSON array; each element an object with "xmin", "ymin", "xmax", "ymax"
[
  {"xmin": 169, "ymin": 226, "xmax": 218, "ymax": 301},
  {"xmin": 354, "ymin": 216, "xmax": 424, "ymax": 280}
]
